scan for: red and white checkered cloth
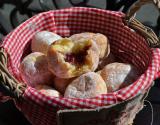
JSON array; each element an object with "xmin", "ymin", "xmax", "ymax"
[{"xmin": 1, "ymin": 7, "xmax": 160, "ymax": 125}]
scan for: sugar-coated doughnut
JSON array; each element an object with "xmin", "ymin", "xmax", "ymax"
[
  {"xmin": 35, "ymin": 85, "xmax": 61, "ymax": 97},
  {"xmin": 70, "ymin": 32, "xmax": 110, "ymax": 58},
  {"xmin": 98, "ymin": 62, "xmax": 139, "ymax": 92},
  {"xmin": 64, "ymin": 72, "xmax": 107, "ymax": 98},
  {"xmin": 31, "ymin": 31, "xmax": 62, "ymax": 54},
  {"xmin": 20, "ymin": 52, "xmax": 54, "ymax": 87},
  {"xmin": 47, "ymin": 38, "xmax": 100, "ymax": 78}
]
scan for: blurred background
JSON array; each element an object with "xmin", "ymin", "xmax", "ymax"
[{"xmin": 0, "ymin": 0, "xmax": 160, "ymax": 125}]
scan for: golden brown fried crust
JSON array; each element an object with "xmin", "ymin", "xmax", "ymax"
[
  {"xmin": 70, "ymin": 32, "xmax": 110, "ymax": 58},
  {"xmin": 53, "ymin": 77, "xmax": 74, "ymax": 94}
]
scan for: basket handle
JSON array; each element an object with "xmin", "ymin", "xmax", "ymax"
[
  {"xmin": 124, "ymin": 0, "xmax": 160, "ymax": 47},
  {"xmin": 125, "ymin": 0, "xmax": 160, "ymax": 80},
  {"xmin": 126, "ymin": 0, "xmax": 160, "ymax": 20},
  {"xmin": 0, "ymin": 47, "xmax": 26, "ymax": 100}
]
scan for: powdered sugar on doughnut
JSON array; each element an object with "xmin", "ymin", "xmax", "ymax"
[
  {"xmin": 64, "ymin": 72, "xmax": 107, "ymax": 98},
  {"xmin": 20, "ymin": 52, "xmax": 54, "ymax": 87},
  {"xmin": 99, "ymin": 62, "xmax": 139, "ymax": 92},
  {"xmin": 31, "ymin": 31, "xmax": 62, "ymax": 54}
]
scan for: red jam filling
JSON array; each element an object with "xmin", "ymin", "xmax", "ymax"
[{"xmin": 65, "ymin": 45, "xmax": 91, "ymax": 65}]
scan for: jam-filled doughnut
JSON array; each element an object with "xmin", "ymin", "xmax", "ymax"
[
  {"xmin": 47, "ymin": 38, "xmax": 100, "ymax": 78},
  {"xmin": 70, "ymin": 32, "xmax": 110, "ymax": 58},
  {"xmin": 31, "ymin": 31, "xmax": 62, "ymax": 54},
  {"xmin": 35, "ymin": 85, "xmax": 61, "ymax": 97},
  {"xmin": 64, "ymin": 72, "xmax": 107, "ymax": 98},
  {"xmin": 98, "ymin": 62, "xmax": 139, "ymax": 92},
  {"xmin": 20, "ymin": 52, "xmax": 54, "ymax": 87}
]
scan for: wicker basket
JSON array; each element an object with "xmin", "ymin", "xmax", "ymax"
[{"xmin": 0, "ymin": 0, "xmax": 160, "ymax": 125}]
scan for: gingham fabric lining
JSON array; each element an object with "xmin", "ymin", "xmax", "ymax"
[
  {"xmin": 1, "ymin": 7, "xmax": 160, "ymax": 109},
  {"xmin": 23, "ymin": 48, "xmax": 160, "ymax": 109}
]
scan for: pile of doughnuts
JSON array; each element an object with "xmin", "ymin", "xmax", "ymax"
[{"xmin": 20, "ymin": 31, "xmax": 139, "ymax": 98}]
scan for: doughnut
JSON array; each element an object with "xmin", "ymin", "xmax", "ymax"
[
  {"xmin": 98, "ymin": 62, "xmax": 139, "ymax": 92},
  {"xmin": 70, "ymin": 32, "xmax": 110, "ymax": 58},
  {"xmin": 47, "ymin": 38, "xmax": 100, "ymax": 78},
  {"xmin": 53, "ymin": 77, "xmax": 74, "ymax": 94},
  {"xmin": 31, "ymin": 31, "xmax": 62, "ymax": 54},
  {"xmin": 20, "ymin": 52, "xmax": 54, "ymax": 87},
  {"xmin": 35, "ymin": 85, "xmax": 61, "ymax": 97},
  {"xmin": 64, "ymin": 72, "xmax": 107, "ymax": 98}
]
